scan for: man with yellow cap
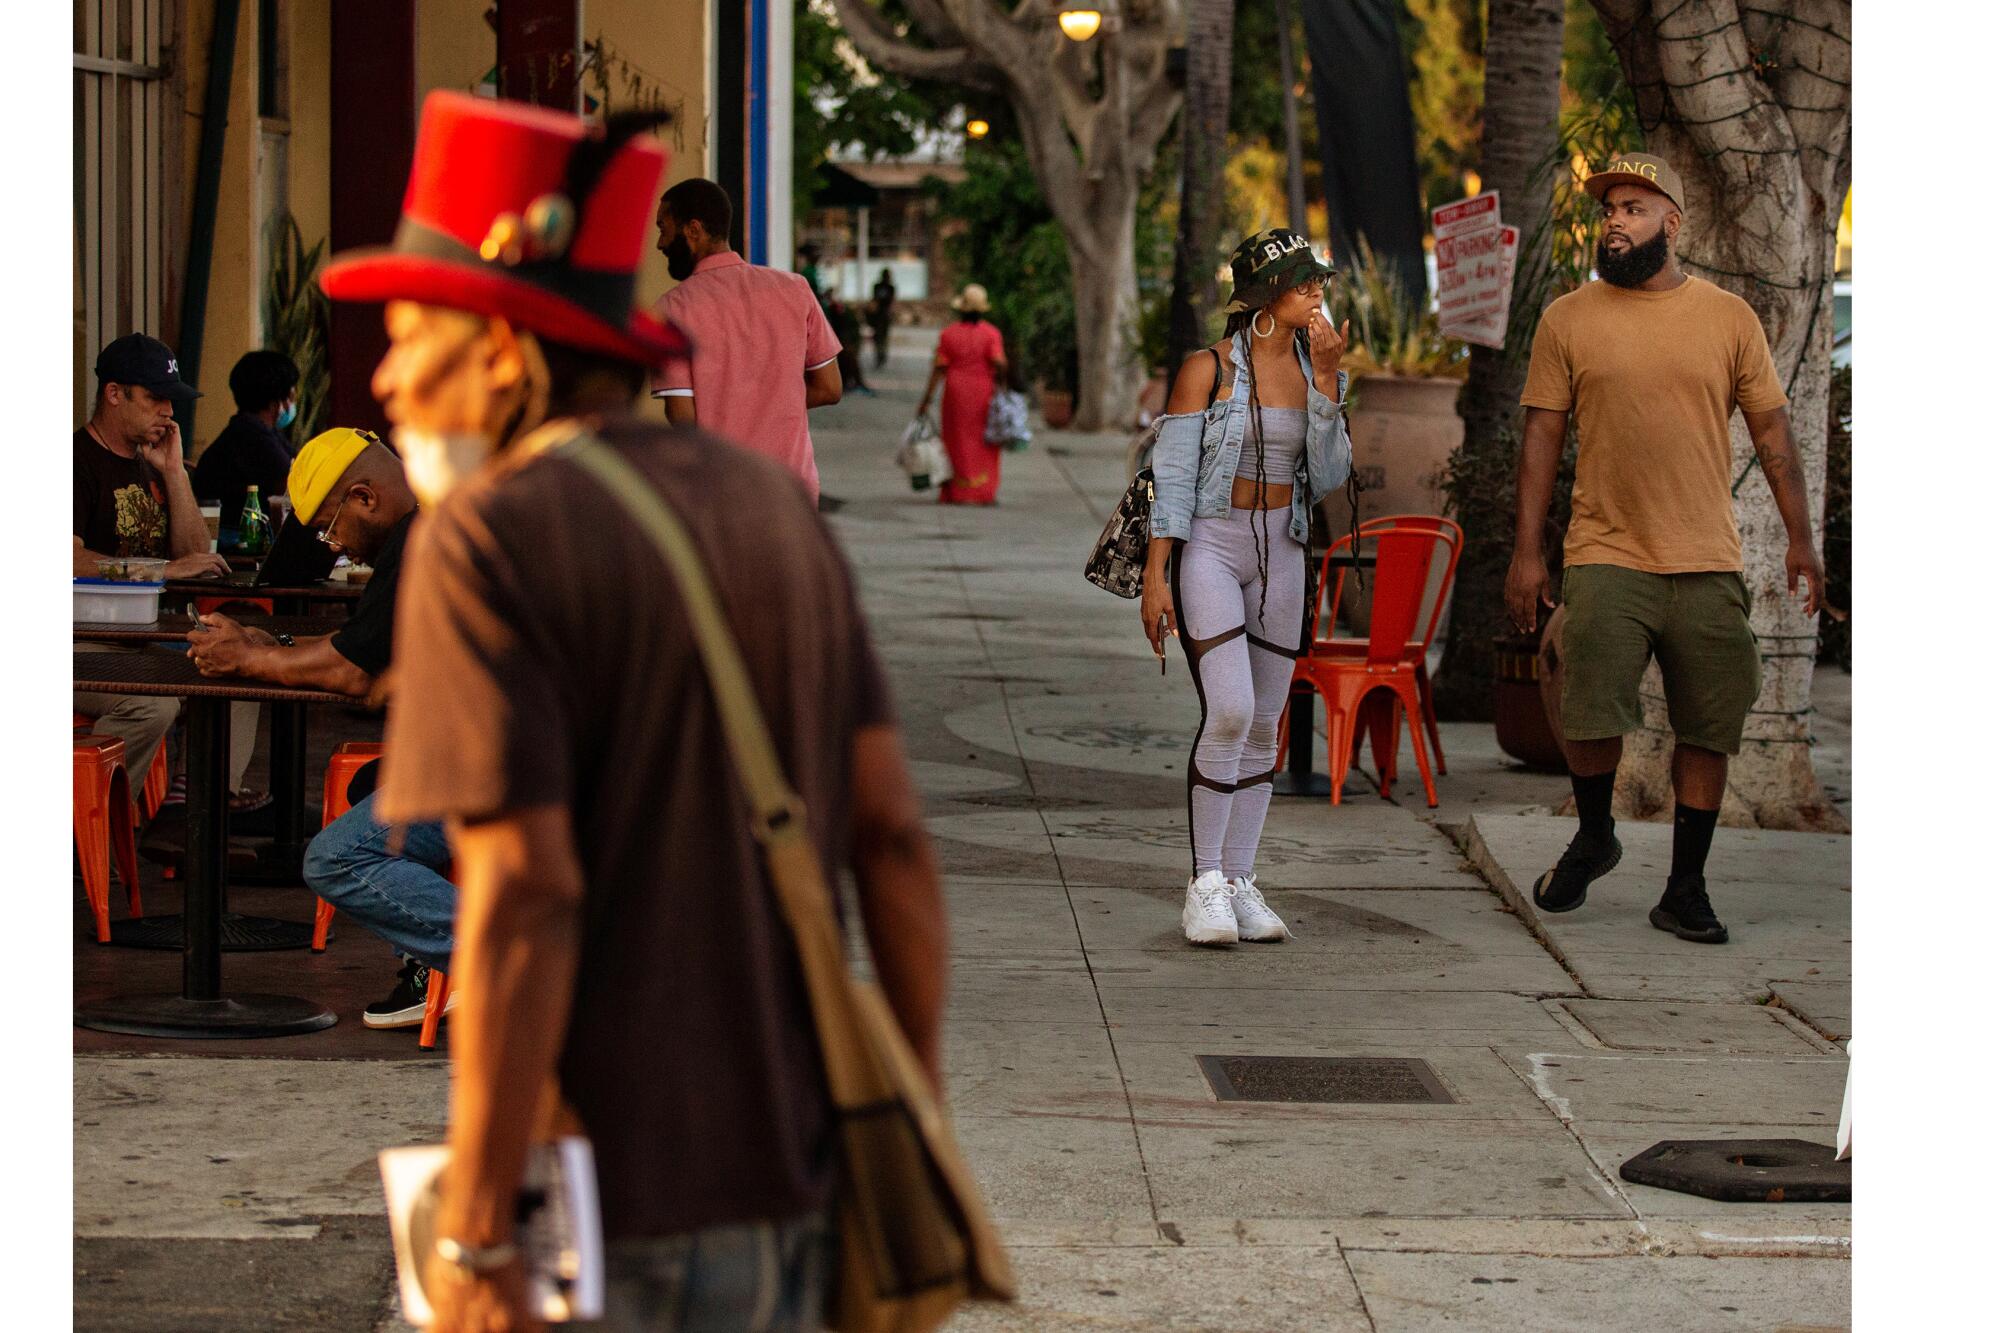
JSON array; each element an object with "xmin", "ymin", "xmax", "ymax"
[{"xmin": 188, "ymin": 427, "xmax": 456, "ymax": 1032}]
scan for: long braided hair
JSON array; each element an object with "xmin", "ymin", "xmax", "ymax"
[{"xmin": 1220, "ymin": 308, "xmax": 1298, "ymax": 624}]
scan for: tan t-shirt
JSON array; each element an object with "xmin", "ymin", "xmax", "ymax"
[{"xmin": 1521, "ymin": 276, "xmax": 1787, "ymax": 573}]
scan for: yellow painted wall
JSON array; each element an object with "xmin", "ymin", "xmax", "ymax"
[
  {"xmin": 585, "ymin": 0, "xmax": 709, "ymax": 312},
  {"xmin": 417, "ymin": 0, "xmax": 496, "ymax": 105},
  {"xmin": 289, "ymin": 2, "xmax": 332, "ymax": 268}
]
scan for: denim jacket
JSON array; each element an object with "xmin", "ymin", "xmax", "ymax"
[{"xmin": 1148, "ymin": 331, "xmax": 1353, "ymax": 546}]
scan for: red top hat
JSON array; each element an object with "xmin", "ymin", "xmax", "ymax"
[{"xmin": 321, "ymin": 91, "xmax": 689, "ymax": 366}]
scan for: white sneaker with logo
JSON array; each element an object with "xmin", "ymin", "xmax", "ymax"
[
  {"xmin": 1230, "ymin": 875, "xmax": 1291, "ymax": 942},
  {"xmin": 1182, "ymin": 870, "xmax": 1239, "ymax": 947}
]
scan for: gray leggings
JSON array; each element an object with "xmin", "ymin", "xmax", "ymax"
[{"xmin": 1170, "ymin": 506, "xmax": 1307, "ymax": 877}]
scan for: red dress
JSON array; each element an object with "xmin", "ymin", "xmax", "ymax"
[{"xmin": 934, "ymin": 319, "xmax": 1005, "ymax": 504}]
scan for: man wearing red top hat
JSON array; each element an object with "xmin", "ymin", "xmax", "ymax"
[{"xmin": 324, "ymin": 92, "xmax": 950, "ymax": 1330}]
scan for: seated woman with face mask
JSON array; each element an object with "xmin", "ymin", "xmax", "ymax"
[{"xmin": 192, "ymin": 349, "xmax": 302, "ymax": 546}]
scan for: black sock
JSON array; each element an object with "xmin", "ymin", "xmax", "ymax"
[
  {"xmin": 1670, "ymin": 804, "xmax": 1720, "ymax": 884},
  {"xmin": 1570, "ymin": 770, "xmax": 1616, "ymax": 842}
]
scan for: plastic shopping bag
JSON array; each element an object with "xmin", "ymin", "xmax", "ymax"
[
  {"xmin": 984, "ymin": 388, "xmax": 1033, "ymax": 452},
  {"xmin": 896, "ymin": 415, "xmax": 952, "ymax": 491}
]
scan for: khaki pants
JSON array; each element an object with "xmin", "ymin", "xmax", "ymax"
[{"xmin": 74, "ymin": 643, "xmax": 260, "ymax": 793}]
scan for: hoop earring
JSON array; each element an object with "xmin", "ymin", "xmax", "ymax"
[{"xmin": 1251, "ymin": 310, "xmax": 1276, "ymax": 339}]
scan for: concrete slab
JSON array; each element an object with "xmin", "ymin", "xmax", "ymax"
[
  {"xmin": 1465, "ymin": 814, "xmax": 1851, "ymax": 1009},
  {"xmin": 1071, "ymin": 886, "xmax": 1556, "ymax": 958},
  {"xmin": 951, "ymin": 1114, "xmax": 1154, "ymax": 1227},
  {"xmin": 77, "ymin": 1220, "xmax": 397, "ymax": 1331},
  {"xmin": 1083, "ymin": 946, "xmax": 1577, "ymax": 995},
  {"xmin": 76, "ymin": 1056, "xmax": 447, "ymax": 1239},
  {"xmin": 946, "ymin": 958, "xmax": 1108, "ymax": 1025},
  {"xmin": 1502, "ymin": 1051, "xmax": 1848, "ymax": 1127},
  {"xmin": 942, "ymin": 880, "xmax": 1083, "ymax": 957},
  {"xmin": 1769, "ymin": 980, "xmax": 1853, "ymax": 1041},
  {"xmin": 942, "ymin": 1244, "xmax": 1372, "ymax": 1332},
  {"xmin": 1343, "ymin": 1252, "xmax": 1851, "ymax": 1331},
  {"xmin": 1135, "ymin": 1117, "xmax": 1628, "ymax": 1221},
  {"xmin": 945, "ymin": 1022, "xmax": 1126, "ymax": 1118},
  {"xmin": 1098, "ymin": 988, "xmax": 1580, "ymax": 1034},
  {"xmin": 1560, "ymin": 999, "xmax": 1828, "ymax": 1054}
]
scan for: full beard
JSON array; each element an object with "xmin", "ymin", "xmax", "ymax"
[
  {"xmin": 1597, "ymin": 227, "xmax": 1671, "ymax": 289},
  {"xmin": 666, "ymin": 235, "xmax": 696, "ymax": 281}
]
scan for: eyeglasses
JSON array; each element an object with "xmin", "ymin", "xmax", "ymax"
[
  {"xmin": 315, "ymin": 489, "xmax": 352, "ymax": 546},
  {"xmin": 1292, "ymin": 276, "xmax": 1331, "ymax": 297}
]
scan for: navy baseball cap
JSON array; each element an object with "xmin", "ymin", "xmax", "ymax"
[{"xmin": 93, "ymin": 332, "xmax": 201, "ymax": 402}]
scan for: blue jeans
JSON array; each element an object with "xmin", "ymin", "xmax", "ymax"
[
  {"xmin": 301, "ymin": 791, "xmax": 454, "ymax": 971},
  {"xmin": 588, "ymin": 1207, "xmax": 835, "ymax": 1331}
]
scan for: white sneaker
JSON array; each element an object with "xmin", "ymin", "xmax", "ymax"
[
  {"xmin": 1182, "ymin": 870, "xmax": 1239, "ymax": 947},
  {"xmin": 1230, "ymin": 875, "xmax": 1291, "ymax": 942}
]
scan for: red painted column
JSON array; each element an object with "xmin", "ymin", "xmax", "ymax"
[{"xmin": 327, "ymin": 0, "xmax": 417, "ymax": 435}]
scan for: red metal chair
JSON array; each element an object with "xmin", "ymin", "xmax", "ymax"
[
  {"xmin": 315, "ymin": 742, "xmax": 452, "ymax": 1050},
  {"xmin": 72, "ymin": 711, "xmax": 169, "ymax": 817},
  {"xmin": 1359, "ymin": 515, "xmax": 1461, "ymax": 779},
  {"xmin": 74, "ymin": 735, "xmax": 142, "ymax": 942},
  {"xmin": 1286, "ymin": 519, "xmax": 1464, "ymax": 808}
]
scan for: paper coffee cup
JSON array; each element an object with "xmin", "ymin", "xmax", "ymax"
[{"xmin": 200, "ymin": 504, "xmax": 222, "ymax": 553}]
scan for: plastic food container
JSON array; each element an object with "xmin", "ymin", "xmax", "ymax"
[
  {"xmin": 74, "ymin": 578, "xmax": 164, "ymax": 624},
  {"xmin": 96, "ymin": 557, "xmax": 168, "ymax": 582}
]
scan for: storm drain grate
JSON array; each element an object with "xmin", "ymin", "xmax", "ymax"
[{"xmin": 1197, "ymin": 1055, "xmax": 1455, "ymax": 1105}]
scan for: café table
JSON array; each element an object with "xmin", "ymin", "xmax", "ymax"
[
  {"xmin": 162, "ymin": 573, "xmax": 369, "ymax": 872},
  {"xmin": 74, "ymin": 650, "xmax": 345, "ymax": 1038},
  {"xmin": 73, "ymin": 613, "xmax": 342, "ymax": 645}
]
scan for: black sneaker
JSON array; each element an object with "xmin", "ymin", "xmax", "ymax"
[
  {"xmin": 1650, "ymin": 876, "xmax": 1729, "ymax": 944},
  {"xmin": 1531, "ymin": 830, "xmax": 1623, "ymax": 913},
  {"xmin": 363, "ymin": 959, "xmax": 434, "ymax": 1030}
]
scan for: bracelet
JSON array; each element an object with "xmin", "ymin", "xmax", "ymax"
[{"xmin": 435, "ymin": 1235, "xmax": 520, "ymax": 1275}]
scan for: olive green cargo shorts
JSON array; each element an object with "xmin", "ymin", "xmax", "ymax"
[{"xmin": 1559, "ymin": 564, "xmax": 1761, "ymax": 756}]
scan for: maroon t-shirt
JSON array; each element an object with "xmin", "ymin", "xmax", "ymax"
[{"xmin": 377, "ymin": 417, "xmax": 892, "ymax": 1239}]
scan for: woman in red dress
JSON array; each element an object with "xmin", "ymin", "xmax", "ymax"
[{"xmin": 918, "ymin": 284, "xmax": 1009, "ymax": 505}]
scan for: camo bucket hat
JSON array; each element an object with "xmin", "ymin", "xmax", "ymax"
[{"xmin": 1225, "ymin": 228, "xmax": 1338, "ymax": 314}]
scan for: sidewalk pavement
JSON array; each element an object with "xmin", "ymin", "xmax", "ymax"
[{"xmin": 73, "ymin": 330, "xmax": 1852, "ymax": 1331}]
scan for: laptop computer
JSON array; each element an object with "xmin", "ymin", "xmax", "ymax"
[{"xmin": 253, "ymin": 511, "xmax": 339, "ymax": 587}]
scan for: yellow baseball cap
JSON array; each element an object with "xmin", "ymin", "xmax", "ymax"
[{"xmin": 288, "ymin": 427, "xmax": 382, "ymax": 519}]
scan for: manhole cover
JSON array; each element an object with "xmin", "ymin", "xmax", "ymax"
[
  {"xmin": 1620, "ymin": 1138, "xmax": 1849, "ymax": 1202},
  {"xmin": 1197, "ymin": 1055, "xmax": 1454, "ymax": 1105}
]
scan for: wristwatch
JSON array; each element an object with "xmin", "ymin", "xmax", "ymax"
[
  {"xmin": 434, "ymin": 1235, "xmax": 520, "ymax": 1275},
  {"xmin": 274, "ymin": 633, "xmax": 295, "ymax": 647}
]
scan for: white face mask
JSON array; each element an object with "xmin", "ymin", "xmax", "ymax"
[{"xmin": 395, "ymin": 427, "xmax": 494, "ymax": 507}]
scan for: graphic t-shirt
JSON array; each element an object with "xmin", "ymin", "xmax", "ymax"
[
  {"xmin": 1520, "ymin": 276, "xmax": 1789, "ymax": 574},
  {"xmin": 74, "ymin": 427, "xmax": 169, "ymax": 558}
]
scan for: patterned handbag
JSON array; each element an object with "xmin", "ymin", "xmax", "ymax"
[
  {"xmin": 983, "ymin": 387, "xmax": 1033, "ymax": 451},
  {"xmin": 1083, "ymin": 468, "xmax": 1155, "ymax": 599},
  {"xmin": 1083, "ymin": 348, "xmax": 1222, "ymax": 599}
]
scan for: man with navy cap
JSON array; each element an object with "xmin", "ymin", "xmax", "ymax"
[{"xmin": 73, "ymin": 333, "xmax": 229, "ymax": 787}]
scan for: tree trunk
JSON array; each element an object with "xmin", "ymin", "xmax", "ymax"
[
  {"xmin": 825, "ymin": 1, "xmax": 1182, "ymax": 436},
  {"xmin": 1439, "ymin": 0, "xmax": 1567, "ymax": 720},
  {"xmin": 1589, "ymin": 0, "xmax": 1851, "ymax": 831},
  {"xmin": 1164, "ymin": 0, "xmax": 1235, "ymax": 378},
  {"xmin": 1071, "ymin": 201, "xmax": 1143, "ymax": 433}
]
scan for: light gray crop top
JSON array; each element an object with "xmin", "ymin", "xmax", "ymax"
[{"xmin": 1233, "ymin": 406, "xmax": 1308, "ymax": 481}]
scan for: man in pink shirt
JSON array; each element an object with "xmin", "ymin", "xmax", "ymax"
[{"xmin": 652, "ymin": 179, "xmax": 844, "ymax": 496}]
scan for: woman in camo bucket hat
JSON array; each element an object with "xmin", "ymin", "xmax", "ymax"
[{"xmin": 1139, "ymin": 227, "xmax": 1353, "ymax": 949}]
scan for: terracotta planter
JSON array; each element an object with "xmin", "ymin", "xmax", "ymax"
[
  {"xmin": 1041, "ymin": 388, "xmax": 1074, "ymax": 430},
  {"xmin": 1325, "ymin": 374, "xmax": 1465, "ymax": 633},
  {"xmin": 1490, "ymin": 624, "xmax": 1567, "ymax": 772}
]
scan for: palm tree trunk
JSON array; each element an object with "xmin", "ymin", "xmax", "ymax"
[
  {"xmin": 1164, "ymin": 0, "xmax": 1236, "ymax": 377},
  {"xmin": 1439, "ymin": 0, "xmax": 1567, "ymax": 720}
]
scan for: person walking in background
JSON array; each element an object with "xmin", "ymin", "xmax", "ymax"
[
  {"xmin": 321, "ymin": 94, "xmax": 950, "ymax": 1329},
  {"xmin": 826, "ymin": 291, "xmax": 874, "ymax": 396},
  {"xmin": 651, "ymin": 178, "xmax": 844, "ymax": 498},
  {"xmin": 869, "ymin": 267, "xmax": 897, "ymax": 368},
  {"xmin": 1505, "ymin": 153, "xmax": 1833, "ymax": 946},
  {"xmin": 191, "ymin": 349, "xmax": 300, "ymax": 544},
  {"xmin": 917, "ymin": 284, "xmax": 1008, "ymax": 505},
  {"xmin": 1143, "ymin": 230, "xmax": 1353, "ymax": 948}
]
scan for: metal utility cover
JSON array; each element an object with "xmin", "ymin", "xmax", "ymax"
[
  {"xmin": 1197, "ymin": 1055, "xmax": 1455, "ymax": 1105},
  {"xmin": 1620, "ymin": 1138, "xmax": 1851, "ymax": 1203}
]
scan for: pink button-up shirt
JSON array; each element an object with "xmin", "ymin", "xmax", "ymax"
[{"xmin": 651, "ymin": 252, "xmax": 842, "ymax": 496}]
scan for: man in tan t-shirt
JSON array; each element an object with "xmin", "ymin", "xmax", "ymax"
[{"xmin": 1503, "ymin": 152, "xmax": 1833, "ymax": 946}]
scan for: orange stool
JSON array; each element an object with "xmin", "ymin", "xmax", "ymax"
[
  {"xmin": 313, "ymin": 743, "xmax": 385, "ymax": 951},
  {"xmin": 74, "ymin": 735, "xmax": 142, "ymax": 943},
  {"xmin": 75, "ymin": 709, "xmax": 173, "ymax": 818},
  {"xmin": 419, "ymin": 968, "xmax": 453, "ymax": 1051}
]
